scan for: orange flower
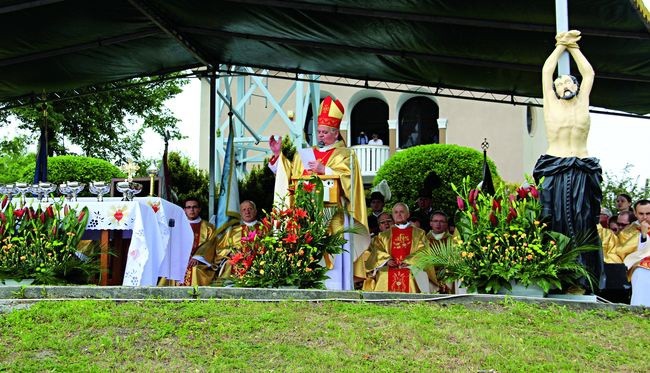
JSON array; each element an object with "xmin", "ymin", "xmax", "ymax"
[
  {"xmin": 283, "ymin": 233, "xmax": 298, "ymax": 244},
  {"xmin": 294, "ymin": 208, "xmax": 308, "ymax": 219}
]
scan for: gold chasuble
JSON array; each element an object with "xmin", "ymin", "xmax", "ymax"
[
  {"xmin": 364, "ymin": 225, "xmax": 435, "ymax": 293},
  {"xmin": 274, "ymin": 140, "xmax": 370, "ymax": 280},
  {"xmin": 599, "ymin": 224, "xmax": 642, "ymax": 263}
]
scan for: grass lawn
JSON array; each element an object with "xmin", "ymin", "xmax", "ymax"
[{"xmin": 0, "ymin": 299, "xmax": 648, "ymax": 371}]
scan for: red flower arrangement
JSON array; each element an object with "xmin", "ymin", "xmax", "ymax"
[
  {"xmin": 229, "ymin": 176, "xmax": 346, "ymax": 289},
  {"xmin": 414, "ymin": 176, "xmax": 597, "ymax": 294}
]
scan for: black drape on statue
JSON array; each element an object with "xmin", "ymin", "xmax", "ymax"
[{"xmin": 533, "ymin": 155, "xmax": 605, "ymax": 292}]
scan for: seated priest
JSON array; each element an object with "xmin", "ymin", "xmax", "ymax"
[
  {"xmin": 159, "ymin": 197, "xmax": 215, "ymax": 286},
  {"xmin": 623, "ymin": 200, "xmax": 650, "ymax": 306},
  {"xmin": 190, "ymin": 200, "xmax": 260, "ymax": 286},
  {"xmin": 267, "ymin": 96, "xmax": 370, "ymax": 290},
  {"xmin": 363, "ymin": 202, "xmax": 438, "ymax": 293},
  {"xmin": 599, "ymin": 210, "xmax": 641, "ymax": 264}
]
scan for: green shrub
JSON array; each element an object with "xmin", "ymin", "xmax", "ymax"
[
  {"xmin": 374, "ymin": 144, "xmax": 500, "ymax": 218},
  {"xmin": 20, "ymin": 155, "xmax": 125, "ymax": 187}
]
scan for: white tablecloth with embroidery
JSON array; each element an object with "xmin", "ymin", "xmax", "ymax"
[{"xmin": 27, "ymin": 196, "xmax": 193, "ymax": 286}]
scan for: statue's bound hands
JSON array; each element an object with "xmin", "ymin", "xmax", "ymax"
[
  {"xmin": 269, "ymin": 135, "xmax": 282, "ymax": 156},
  {"xmin": 556, "ymin": 30, "xmax": 581, "ymax": 48}
]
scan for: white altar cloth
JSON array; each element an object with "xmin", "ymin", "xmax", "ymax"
[{"xmin": 23, "ymin": 196, "xmax": 193, "ymax": 286}]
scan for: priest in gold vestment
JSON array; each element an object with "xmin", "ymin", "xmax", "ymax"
[
  {"xmin": 364, "ymin": 203, "xmax": 437, "ymax": 293},
  {"xmin": 268, "ymin": 96, "xmax": 370, "ymax": 290},
  {"xmin": 191, "ymin": 200, "xmax": 260, "ymax": 286}
]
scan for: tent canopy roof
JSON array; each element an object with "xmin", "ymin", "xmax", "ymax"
[{"xmin": 1, "ymin": 0, "xmax": 649, "ymax": 114}]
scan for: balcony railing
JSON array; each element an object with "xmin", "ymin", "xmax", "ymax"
[{"xmin": 351, "ymin": 145, "xmax": 390, "ymax": 183}]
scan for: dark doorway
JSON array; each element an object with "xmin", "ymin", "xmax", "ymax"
[
  {"xmin": 398, "ymin": 97, "xmax": 439, "ymax": 149},
  {"xmin": 350, "ymin": 97, "xmax": 389, "ymax": 146}
]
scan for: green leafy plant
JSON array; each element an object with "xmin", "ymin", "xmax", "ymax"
[
  {"xmin": 412, "ymin": 176, "xmax": 597, "ymax": 294},
  {"xmin": 0, "ymin": 195, "xmax": 99, "ymax": 284},
  {"xmin": 229, "ymin": 176, "xmax": 346, "ymax": 289},
  {"xmin": 601, "ymin": 163, "xmax": 649, "ymax": 212}
]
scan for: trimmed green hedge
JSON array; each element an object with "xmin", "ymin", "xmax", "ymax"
[
  {"xmin": 20, "ymin": 155, "xmax": 125, "ymax": 185},
  {"xmin": 374, "ymin": 144, "xmax": 500, "ymax": 218}
]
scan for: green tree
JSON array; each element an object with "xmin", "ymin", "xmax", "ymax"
[
  {"xmin": 3, "ymin": 76, "xmax": 187, "ymax": 163},
  {"xmin": 374, "ymin": 144, "xmax": 500, "ymax": 218},
  {"xmin": 0, "ymin": 135, "xmax": 34, "ymax": 183},
  {"xmin": 166, "ymin": 152, "xmax": 210, "ymax": 218},
  {"xmin": 601, "ymin": 164, "xmax": 649, "ymax": 212}
]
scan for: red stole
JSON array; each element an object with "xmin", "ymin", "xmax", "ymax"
[
  {"xmin": 388, "ymin": 226, "xmax": 413, "ymax": 292},
  {"xmin": 302, "ymin": 148, "xmax": 335, "ymax": 176}
]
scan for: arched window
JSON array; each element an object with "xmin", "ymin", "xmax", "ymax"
[
  {"xmin": 350, "ymin": 97, "xmax": 389, "ymax": 146},
  {"xmin": 398, "ymin": 97, "xmax": 439, "ymax": 149}
]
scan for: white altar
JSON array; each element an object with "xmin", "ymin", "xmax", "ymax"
[{"xmin": 25, "ymin": 196, "xmax": 193, "ymax": 286}]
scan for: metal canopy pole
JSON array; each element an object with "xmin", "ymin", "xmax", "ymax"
[
  {"xmin": 555, "ymin": 0, "xmax": 570, "ymax": 75},
  {"xmin": 208, "ymin": 70, "xmax": 217, "ymax": 219}
]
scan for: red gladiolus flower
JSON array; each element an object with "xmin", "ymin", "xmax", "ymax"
[
  {"xmin": 287, "ymin": 186, "xmax": 296, "ymax": 196},
  {"xmin": 302, "ymin": 182, "xmax": 315, "ymax": 193},
  {"xmin": 39, "ymin": 212, "xmax": 46, "ymax": 224},
  {"xmin": 516, "ymin": 187, "xmax": 528, "ymax": 199},
  {"xmin": 468, "ymin": 189, "xmax": 480, "ymax": 207},
  {"xmin": 492, "ymin": 198, "xmax": 501, "ymax": 212},
  {"xmin": 529, "ymin": 185, "xmax": 539, "ymax": 199},
  {"xmin": 294, "ymin": 208, "xmax": 308, "ymax": 219},
  {"xmin": 0, "ymin": 195, "xmax": 7, "ymax": 209},
  {"xmin": 77, "ymin": 210, "xmax": 86, "ymax": 223},
  {"xmin": 46, "ymin": 205, "xmax": 54, "ymax": 218},
  {"xmin": 28, "ymin": 207, "xmax": 36, "ymax": 220},
  {"xmin": 261, "ymin": 217, "xmax": 271, "ymax": 229},
  {"xmin": 283, "ymin": 233, "xmax": 298, "ymax": 244},
  {"xmin": 507, "ymin": 207, "xmax": 517, "ymax": 223},
  {"xmin": 471, "ymin": 213, "xmax": 478, "ymax": 225},
  {"xmin": 489, "ymin": 212, "xmax": 498, "ymax": 227},
  {"xmin": 14, "ymin": 208, "xmax": 25, "ymax": 219},
  {"xmin": 0, "ymin": 211, "xmax": 5, "ymax": 223},
  {"xmin": 457, "ymin": 196, "xmax": 465, "ymax": 211},
  {"xmin": 51, "ymin": 225, "xmax": 57, "ymax": 235},
  {"xmin": 305, "ymin": 231, "xmax": 313, "ymax": 244}
]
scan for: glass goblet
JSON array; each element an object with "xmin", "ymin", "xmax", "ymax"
[
  {"xmin": 89, "ymin": 181, "xmax": 110, "ymax": 202},
  {"xmin": 59, "ymin": 183, "xmax": 72, "ymax": 201},
  {"xmin": 14, "ymin": 183, "xmax": 30, "ymax": 204},
  {"xmin": 67, "ymin": 182, "xmax": 85, "ymax": 202},
  {"xmin": 39, "ymin": 182, "xmax": 56, "ymax": 202}
]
